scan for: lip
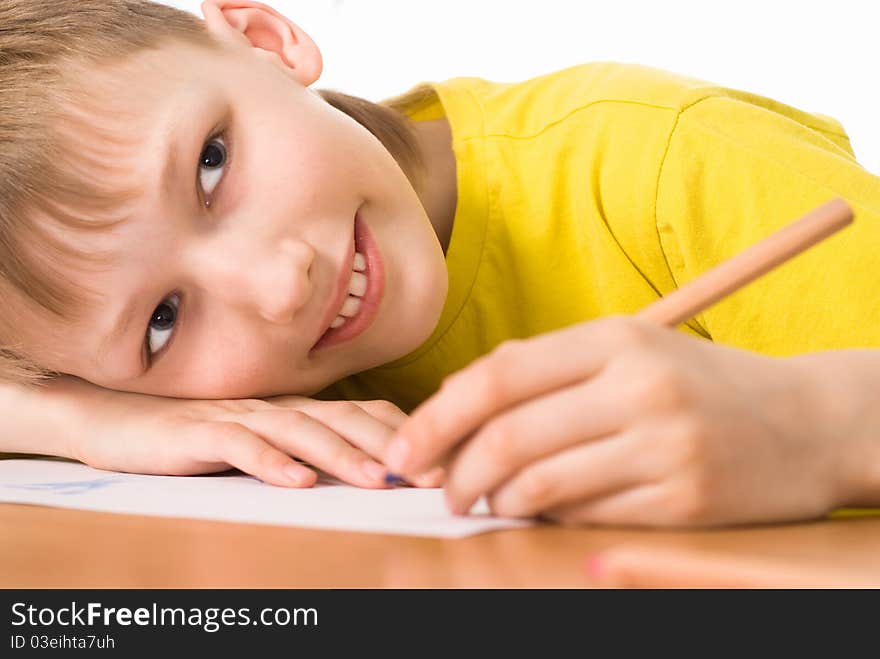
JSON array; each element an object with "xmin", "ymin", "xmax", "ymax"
[
  {"xmin": 312, "ymin": 213, "xmax": 357, "ymax": 348},
  {"xmin": 309, "ymin": 209, "xmax": 384, "ymax": 353}
]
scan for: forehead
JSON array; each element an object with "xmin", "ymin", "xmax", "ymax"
[
  {"xmin": 38, "ymin": 47, "xmax": 210, "ymax": 253},
  {"xmin": 61, "ymin": 37, "xmax": 266, "ymax": 195},
  {"xmin": 53, "ymin": 39, "xmax": 247, "ymax": 230},
  {"xmin": 64, "ymin": 42, "xmax": 222, "ymax": 136}
]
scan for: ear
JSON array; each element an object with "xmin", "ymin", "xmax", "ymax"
[{"xmin": 200, "ymin": 0, "xmax": 323, "ymax": 86}]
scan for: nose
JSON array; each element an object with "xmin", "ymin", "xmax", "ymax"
[{"xmin": 200, "ymin": 236, "xmax": 316, "ymax": 325}]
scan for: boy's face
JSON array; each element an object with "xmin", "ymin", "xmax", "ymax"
[{"xmin": 26, "ymin": 23, "xmax": 448, "ymax": 398}]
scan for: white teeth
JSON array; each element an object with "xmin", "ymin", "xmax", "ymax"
[
  {"xmin": 348, "ymin": 270, "xmax": 367, "ymax": 297},
  {"xmin": 326, "ymin": 254, "xmax": 368, "ymax": 332},
  {"xmin": 353, "ymin": 252, "xmax": 366, "ymax": 272},
  {"xmin": 339, "ymin": 295, "xmax": 362, "ymax": 318}
]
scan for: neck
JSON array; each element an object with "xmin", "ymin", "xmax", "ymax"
[{"xmin": 411, "ymin": 118, "xmax": 458, "ymax": 255}]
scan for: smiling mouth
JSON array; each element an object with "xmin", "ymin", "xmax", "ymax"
[{"xmin": 310, "ymin": 210, "xmax": 384, "ymax": 353}]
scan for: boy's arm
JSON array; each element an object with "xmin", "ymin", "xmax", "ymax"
[
  {"xmin": 0, "ymin": 375, "xmax": 442, "ymax": 489},
  {"xmin": 0, "ymin": 375, "xmax": 85, "ymax": 459},
  {"xmin": 791, "ymin": 349, "xmax": 880, "ymax": 508},
  {"xmin": 654, "ymin": 95, "xmax": 880, "ymax": 512}
]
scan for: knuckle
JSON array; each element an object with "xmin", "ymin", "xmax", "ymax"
[
  {"xmin": 438, "ymin": 371, "xmax": 457, "ymax": 391},
  {"xmin": 365, "ymin": 399, "xmax": 404, "ymax": 417},
  {"xmin": 409, "ymin": 407, "xmax": 440, "ymax": 441},
  {"xmin": 280, "ymin": 408, "xmax": 311, "ymax": 424},
  {"xmin": 208, "ymin": 421, "xmax": 249, "ymax": 453},
  {"xmin": 254, "ymin": 443, "xmax": 281, "ymax": 470},
  {"xmin": 202, "ymin": 398, "xmax": 273, "ymax": 421},
  {"xmin": 667, "ymin": 416, "xmax": 709, "ymax": 468},
  {"xmin": 493, "ymin": 469, "xmax": 554, "ymax": 517},
  {"xmin": 480, "ymin": 419, "xmax": 514, "ymax": 463},
  {"xmin": 519, "ymin": 468, "xmax": 556, "ymax": 507},
  {"xmin": 603, "ymin": 315, "xmax": 654, "ymax": 349},
  {"xmin": 470, "ymin": 359, "xmax": 508, "ymax": 401},
  {"xmin": 492, "ymin": 338, "xmax": 524, "ymax": 361},
  {"xmin": 316, "ymin": 400, "xmax": 361, "ymax": 417},
  {"xmin": 239, "ymin": 398, "xmax": 274, "ymax": 411},
  {"xmin": 448, "ymin": 340, "xmax": 522, "ymax": 400},
  {"xmin": 522, "ymin": 469, "xmax": 557, "ymax": 501},
  {"xmin": 487, "ymin": 491, "xmax": 518, "ymax": 517},
  {"xmin": 624, "ymin": 357, "xmax": 689, "ymax": 412},
  {"xmin": 210, "ymin": 400, "xmax": 246, "ymax": 415},
  {"xmin": 666, "ymin": 477, "xmax": 712, "ymax": 526},
  {"xmin": 220, "ymin": 398, "xmax": 268, "ymax": 414},
  {"xmin": 263, "ymin": 394, "xmax": 310, "ymax": 405},
  {"xmin": 330, "ymin": 443, "xmax": 361, "ymax": 473},
  {"xmin": 418, "ymin": 467, "xmax": 446, "ymax": 487}
]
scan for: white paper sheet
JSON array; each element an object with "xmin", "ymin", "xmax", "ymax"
[{"xmin": 0, "ymin": 459, "xmax": 531, "ymax": 538}]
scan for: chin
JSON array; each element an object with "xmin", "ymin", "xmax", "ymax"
[
  {"xmin": 394, "ymin": 280, "xmax": 448, "ymax": 358},
  {"xmin": 364, "ymin": 296, "xmax": 445, "ymax": 371},
  {"xmin": 367, "ymin": 244, "xmax": 448, "ymax": 368}
]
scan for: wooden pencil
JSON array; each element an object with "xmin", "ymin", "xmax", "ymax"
[{"xmin": 636, "ymin": 197, "xmax": 854, "ymax": 328}]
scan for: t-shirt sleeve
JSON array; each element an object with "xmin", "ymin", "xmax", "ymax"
[{"xmin": 655, "ymin": 95, "xmax": 880, "ymax": 356}]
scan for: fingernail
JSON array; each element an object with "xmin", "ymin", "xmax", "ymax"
[
  {"xmin": 386, "ymin": 437, "xmax": 410, "ymax": 472},
  {"xmin": 584, "ymin": 555, "xmax": 603, "ymax": 578},
  {"xmin": 283, "ymin": 464, "xmax": 305, "ymax": 486},
  {"xmin": 361, "ymin": 460, "xmax": 386, "ymax": 482}
]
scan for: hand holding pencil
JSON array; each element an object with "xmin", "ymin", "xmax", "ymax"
[{"xmin": 384, "ymin": 199, "xmax": 855, "ymax": 528}]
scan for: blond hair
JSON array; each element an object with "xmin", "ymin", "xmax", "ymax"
[{"xmin": 0, "ymin": 0, "xmax": 423, "ymax": 386}]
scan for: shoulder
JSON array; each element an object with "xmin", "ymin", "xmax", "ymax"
[{"xmin": 431, "ymin": 62, "xmax": 732, "ymax": 138}]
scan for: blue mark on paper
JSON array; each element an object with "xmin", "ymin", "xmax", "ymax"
[{"xmin": 3, "ymin": 476, "xmax": 122, "ymax": 495}]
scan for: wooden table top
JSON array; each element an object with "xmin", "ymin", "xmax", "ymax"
[{"xmin": 2, "ymin": 503, "xmax": 879, "ymax": 588}]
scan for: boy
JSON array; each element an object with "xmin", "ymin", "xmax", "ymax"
[{"xmin": 1, "ymin": 0, "xmax": 878, "ymax": 527}]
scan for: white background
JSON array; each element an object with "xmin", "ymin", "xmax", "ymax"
[{"xmin": 168, "ymin": 0, "xmax": 880, "ymax": 174}]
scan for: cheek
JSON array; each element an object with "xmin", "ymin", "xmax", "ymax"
[
  {"xmin": 280, "ymin": 106, "xmax": 385, "ymax": 191},
  {"xmin": 250, "ymin": 127, "xmax": 358, "ymax": 218},
  {"xmin": 159, "ymin": 333, "xmax": 280, "ymax": 399}
]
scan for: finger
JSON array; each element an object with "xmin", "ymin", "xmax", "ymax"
[
  {"xmin": 234, "ymin": 409, "xmax": 390, "ymax": 488},
  {"xmin": 542, "ymin": 482, "xmax": 669, "ymax": 527},
  {"xmin": 482, "ymin": 430, "xmax": 649, "ymax": 518},
  {"xmin": 348, "ymin": 399, "xmax": 409, "ymax": 429},
  {"xmin": 190, "ymin": 421, "xmax": 318, "ymax": 488},
  {"xmin": 443, "ymin": 373, "xmax": 629, "ymax": 514},
  {"xmin": 387, "ymin": 464, "xmax": 448, "ymax": 488},
  {"xmin": 278, "ymin": 396, "xmax": 409, "ymax": 432},
  {"xmin": 267, "ymin": 399, "xmax": 401, "ymax": 464},
  {"xmin": 411, "ymin": 466, "xmax": 446, "ymax": 488},
  {"xmin": 386, "ymin": 316, "xmax": 644, "ymax": 475},
  {"xmin": 292, "ymin": 400, "xmax": 438, "ymax": 487}
]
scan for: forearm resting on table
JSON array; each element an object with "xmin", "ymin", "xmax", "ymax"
[
  {"xmin": 790, "ymin": 348, "xmax": 880, "ymax": 508},
  {"xmin": 0, "ymin": 375, "xmax": 96, "ymax": 459}
]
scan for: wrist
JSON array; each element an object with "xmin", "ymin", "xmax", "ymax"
[
  {"xmin": 0, "ymin": 375, "xmax": 97, "ymax": 461},
  {"xmin": 41, "ymin": 375, "xmax": 117, "ymax": 463},
  {"xmin": 785, "ymin": 350, "xmax": 880, "ymax": 509}
]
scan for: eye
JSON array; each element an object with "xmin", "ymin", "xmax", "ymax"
[
  {"xmin": 146, "ymin": 293, "xmax": 180, "ymax": 358},
  {"xmin": 199, "ymin": 135, "xmax": 227, "ymax": 199}
]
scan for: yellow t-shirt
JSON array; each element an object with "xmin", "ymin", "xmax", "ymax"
[{"xmin": 317, "ymin": 61, "xmax": 880, "ymax": 413}]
